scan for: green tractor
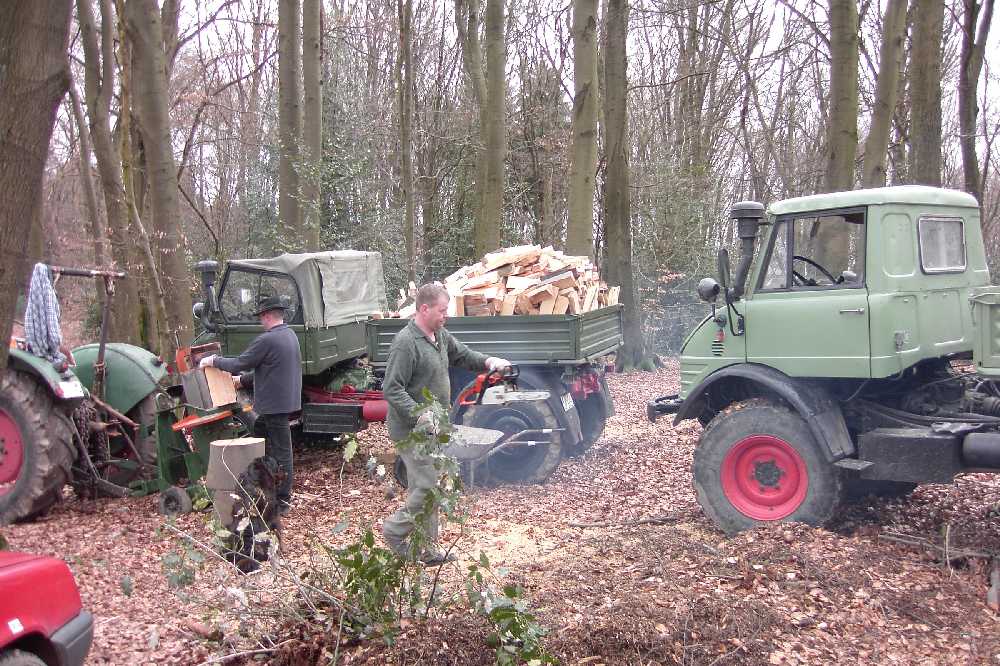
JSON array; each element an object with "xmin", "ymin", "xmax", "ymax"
[
  {"xmin": 649, "ymin": 185, "xmax": 1000, "ymax": 534},
  {"xmin": 0, "ymin": 267, "xmax": 167, "ymax": 524}
]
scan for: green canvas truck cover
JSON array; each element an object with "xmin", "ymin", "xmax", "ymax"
[{"xmin": 227, "ymin": 251, "xmax": 387, "ymax": 329}]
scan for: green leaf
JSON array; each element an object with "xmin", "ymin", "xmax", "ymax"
[
  {"xmin": 343, "ymin": 437, "xmax": 359, "ymax": 462},
  {"xmin": 120, "ymin": 575, "xmax": 134, "ymax": 597}
]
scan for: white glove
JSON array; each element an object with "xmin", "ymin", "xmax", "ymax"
[
  {"xmin": 198, "ymin": 354, "xmax": 217, "ymax": 369},
  {"xmin": 485, "ymin": 357, "xmax": 511, "ymax": 372},
  {"xmin": 415, "ymin": 411, "xmax": 439, "ymax": 436}
]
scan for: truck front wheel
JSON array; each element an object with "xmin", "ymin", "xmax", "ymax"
[
  {"xmin": 0, "ymin": 371, "xmax": 76, "ymax": 523},
  {"xmin": 693, "ymin": 402, "xmax": 841, "ymax": 535}
]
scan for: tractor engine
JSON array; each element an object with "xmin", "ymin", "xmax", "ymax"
[{"xmin": 896, "ymin": 364, "xmax": 1000, "ymax": 419}]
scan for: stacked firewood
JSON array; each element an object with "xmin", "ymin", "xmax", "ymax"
[{"xmin": 393, "ymin": 245, "xmax": 619, "ymax": 317}]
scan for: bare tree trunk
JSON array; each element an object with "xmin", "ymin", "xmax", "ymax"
[
  {"xmin": 603, "ymin": 0, "xmax": 642, "ymax": 368},
  {"xmin": 823, "ymin": 0, "xmax": 859, "ymax": 192},
  {"xmin": 455, "ymin": 0, "xmax": 489, "ymax": 255},
  {"xmin": 910, "ymin": 0, "xmax": 945, "ymax": 185},
  {"xmin": 397, "ymin": 0, "xmax": 417, "ymax": 281},
  {"xmin": 77, "ymin": 0, "xmax": 143, "ymax": 345},
  {"xmin": 279, "ymin": 0, "xmax": 303, "ymax": 246},
  {"xmin": 124, "ymin": 0, "xmax": 193, "ymax": 362},
  {"xmin": 302, "ymin": 0, "xmax": 322, "ymax": 250},
  {"xmin": 67, "ymin": 79, "xmax": 108, "ymax": 272},
  {"xmin": 480, "ymin": 0, "xmax": 505, "ymax": 255},
  {"xmin": 959, "ymin": 0, "xmax": 994, "ymax": 203},
  {"xmin": 567, "ymin": 0, "xmax": 599, "ymax": 258},
  {"xmin": 862, "ymin": 0, "xmax": 907, "ymax": 188},
  {"xmin": 0, "ymin": 1, "xmax": 72, "ymax": 368}
]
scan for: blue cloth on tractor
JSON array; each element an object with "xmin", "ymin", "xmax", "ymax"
[{"xmin": 24, "ymin": 263, "xmax": 66, "ymax": 367}]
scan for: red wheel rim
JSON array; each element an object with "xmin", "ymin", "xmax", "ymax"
[
  {"xmin": 721, "ymin": 434, "xmax": 808, "ymax": 521},
  {"xmin": 0, "ymin": 407, "xmax": 25, "ymax": 496}
]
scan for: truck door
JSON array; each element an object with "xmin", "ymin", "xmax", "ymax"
[{"xmin": 744, "ymin": 209, "xmax": 871, "ymax": 378}]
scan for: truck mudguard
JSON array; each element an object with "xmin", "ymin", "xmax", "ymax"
[{"xmin": 675, "ymin": 363, "xmax": 854, "ymax": 461}]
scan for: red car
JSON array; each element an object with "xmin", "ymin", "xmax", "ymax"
[{"xmin": 0, "ymin": 551, "xmax": 92, "ymax": 666}]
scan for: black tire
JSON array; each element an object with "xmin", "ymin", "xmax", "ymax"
[
  {"xmin": 458, "ymin": 401, "xmax": 563, "ymax": 484},
  {"xmin": 693, "ymin": 402, "xmax": 842, "ymax": 535},
  {"xmin": 0, "ymin": 650, "xmax": 47, "ymax": 666},
  {"xmin": 0, "ymin": 370, "xmax": 77, "ymax": 524},
  {"xmin": 843, "ymin": 478, "xmax": 918, "ymax": 501},
  {"xmin": 158, "ymin": 485, "xmax": 193, "ymax": 516}
]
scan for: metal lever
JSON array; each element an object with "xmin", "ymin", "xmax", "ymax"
[{"xmin": 839, "ymin": 308, "xmax": 865, "ymax": 314}]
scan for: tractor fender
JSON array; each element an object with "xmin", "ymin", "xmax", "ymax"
[
  {"xmin": 450, "ymin": 365, "xmax": 584, "ymax": 446},
  {"xmin": 70, "ymin": 343, "xmax": 167, "ymax": 416},
  {"xmin": 6, "ymin": 347, "xmax": 87, "ymax": 404},
  {"xmin": 675, "ymin": 363, "xmax": 854, "ymax": 461}
]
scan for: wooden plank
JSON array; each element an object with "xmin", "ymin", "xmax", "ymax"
[
  {"xmin": 453, "ymin": 294, "xmax": 465, "ymax": 316},
  {"xmin": 515, "ymin": 293, "xmax": 534, "ymax": 315},
  {"xmin": 500, "ymin": 292, "xmax": 517, "ymax": 315},
  {"xmin": 538, "ymin": 294, "xmax": 557, "ymax": 315},
  {"xmin": 566, "ymin": 290, "xmax": 581, "ymax": 314},
  {"xmin": 527, "ymin": 284, "xmax": 559, "ymax": 304},
  {"xmin": 483, "ymin": 244, "xmax": 541, "ymax": 271},
  {"xmin": 607, "ymin": 286, "xmax": 620, "ymax": 305},
  {"xmin": 506, "ymin": 275, "xmax": 541, "ymax": 291},
  {"xmin": 463, "ymin": 270, "xmax": 501, "ymax": 290},
  {"xmin": 582, "ymin": 285, "xmax": 600, "ymax": 311},
  {"xmin": 553, "ymin": 295, "xmax": 570, "ymax": 315}
]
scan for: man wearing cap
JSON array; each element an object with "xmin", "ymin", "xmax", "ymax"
[
  {"xmin": 382, "ymin": 282, "xmax": 511, "ymax": 564},
  {"xmin": 199, "ymin": 295, "xmax": 302, "ymax": 512}
]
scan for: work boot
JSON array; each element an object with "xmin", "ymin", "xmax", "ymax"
[{"xmin": 419, "ymin": 548, "xmax": 457, "ymax": 566}]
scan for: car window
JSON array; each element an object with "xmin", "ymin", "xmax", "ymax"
[
  {"xmin": 759, "ymin": 221, "xmax": 790, "ymax": 289},
  {"xmin": 790, "ymin": 211, "xmax": 865, "ymax": 289},
  {"xmin": 918, "ymin": 216, "xmax": 966, "ymax": 273},
  {"xmin": 219, "ymin": 269, "xmax": 300, "ymax": 323}
]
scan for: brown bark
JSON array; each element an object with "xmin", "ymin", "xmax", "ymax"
[
  {"xmin": 862, "ymin": 0, "xmax": 907, "ymax": 188},
  {"xmin": 567, "ymin": 0, "xmax": 599, "ymax": 258},
  {"xmin": 279, "ymin": 0, "xmax": 303, "ymax": 246},
  {"xmin": 910, "ymin": 0, "xmax": 945, "ymax": 185},
  {"xmin": 124, "ymin": 0, "xmax": 194, "ymax": 361},
  {"xmin": 602, "ymin": 0, "xmax": 642, "ymax": 368},
  {"xmin": 397, "ymin": 0, "xmax": 416, "ymax": 281},
  {"xmin": 481, "ymin": 0, "xmax": 505, "ymax": 255},
  {"xmin": 67, "ymin": 79, "xmax": 108, "ymax": 271},
  {"xmin": 0, "ymin": 1, "xmax": 72, "ymax": 368},
  {"xmin": 77, "ymin": 0, "xmax": 143, "ymax": 345},
  {"xmin": 823, "ymin": 0, "xmax": 860, "ymax": 192},
  {"xmin": 302, "ymin": 0, "xmax": 322, "ymax": 250},
  {"xmin": 959, "ymin": 0, "xmax": 994, "ymax": 203}
]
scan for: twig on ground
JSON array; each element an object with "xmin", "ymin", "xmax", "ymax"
[
  {"xmin": 196, "ymin": 639, "xmax": 294, "ymax": 665},
  {"xmin": 879, "ymin": 531, "xmax": 995, "ymax": 561}
]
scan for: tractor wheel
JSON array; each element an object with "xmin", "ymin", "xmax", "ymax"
[
  {"xmin": 693, "ymin": 402, "xmax": 842, "ymax": 535},
  {"xmin": 158, "ymin": 485, "xmax": 193, "ymax": 516},
  {"xmin": 0, "ymin": 370, "xmax": 76, "ymax": 524},
  {"xmin": 458, "ymin": 401, "xmax": 563, "ymax": 484}
]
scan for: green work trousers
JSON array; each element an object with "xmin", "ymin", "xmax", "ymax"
[{"xmin": 382, "ymin": 449, "xmax": 439, "ymax": 556}]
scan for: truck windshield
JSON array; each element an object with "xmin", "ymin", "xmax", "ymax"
[
  {"xmin": 219, "ymin": 269, "xmax": 301, "ymax": 323},
  {"xmin": 759, "ymin": 210, "xmax": 865, "ymax": 290}
]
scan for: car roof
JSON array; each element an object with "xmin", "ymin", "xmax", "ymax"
[{"xmin": 769, "ymin": 185, "xmax": 979, "ymax": 217}]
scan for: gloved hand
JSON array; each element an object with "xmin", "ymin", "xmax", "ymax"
[
  {"xmin": 198, "ymin": 354, "xmax": 216, "ymax": 369},
  {"xmin": 415, "ymin": 411, "xmax": 439, "ymax": 436},
  {"xmin": 231, "ymin": 374, "xmax": 242, "ymax": 389},
  {"xmin": 485, "ymin": 356, "xmax": 511, "ymax": 372}
]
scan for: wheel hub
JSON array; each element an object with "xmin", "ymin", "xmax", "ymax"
[
  {"xmin": 0, "ymin": 407, "xmax": 25, "ymax": 496},
  {"xmin": 720, "ymin": 434, "xmax": 808, "ymax": 521}
]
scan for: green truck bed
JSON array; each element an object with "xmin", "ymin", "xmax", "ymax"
[{"xmin": 366, "ymin": 305, "xmax": 624, "ymax": 365}]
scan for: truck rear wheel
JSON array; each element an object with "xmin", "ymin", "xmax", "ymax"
[
  {"xmin": 693, "ymin": 402, "xmax": 841, "ymax": 535},
  {"xmin": 458, "ymin": 402, "xmax": 563, "ymax": 484},
  {"xmin": 0, "ymin": 371, "xmax": 76, "ymax": 523}
]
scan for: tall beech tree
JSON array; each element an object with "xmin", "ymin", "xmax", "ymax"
[{"xmin": 566, "ymin": 0, "xmax": 599, "ymax": 258}]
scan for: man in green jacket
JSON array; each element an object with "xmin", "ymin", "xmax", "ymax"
[{"xmin": 382, "ymin": 283, "xmax": 509, "ymax": 564}]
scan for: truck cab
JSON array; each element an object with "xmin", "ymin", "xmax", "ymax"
[{"xmin": 650, "ymin": 186, "xmax": 1000, "ymax": 535}]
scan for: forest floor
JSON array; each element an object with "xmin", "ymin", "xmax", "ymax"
[{"xmin": 6, "ymin": 362, "xmax": 1000, "ymax": 665}]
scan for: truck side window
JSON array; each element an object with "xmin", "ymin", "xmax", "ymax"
[
  {"xmin": 790, "ymin": 211, "xmax": 865, "ymax": 289},
  {"xmin": 760, "ymin": 221, "xmax": 791, "ymax": 289},
  {"xmin": 220, "ymin": 270, "xmax": 301, "ymax": 323},
  {"xmin": 918, "ymin": 216, "xmax": 966, "ymax": 273}
]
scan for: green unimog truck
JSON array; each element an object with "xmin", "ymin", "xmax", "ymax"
[
  {"xmin": 649, "ymin": 185, "xmax": 1000, "ymax": 534},
  {"xmin": 193, "ymin": 250, "xmax": 623, "ymax": 484}
]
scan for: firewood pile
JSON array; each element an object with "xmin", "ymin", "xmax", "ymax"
[{"xmin": 392, "ymin": 245, "xmax": 620, "ymax": 317}]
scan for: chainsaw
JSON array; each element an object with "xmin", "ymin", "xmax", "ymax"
[{"xmin": 457, "ymin": 365, "xmax": 550, "ymax": 406}]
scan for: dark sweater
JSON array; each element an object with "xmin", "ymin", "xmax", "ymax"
[
  {"xmin": 214, "ymin": 323, "xmax": 302, "ymax": 415},
  {"xmin": 382, "ymin": 320, "xmax": 488, "ymax": 441}
]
